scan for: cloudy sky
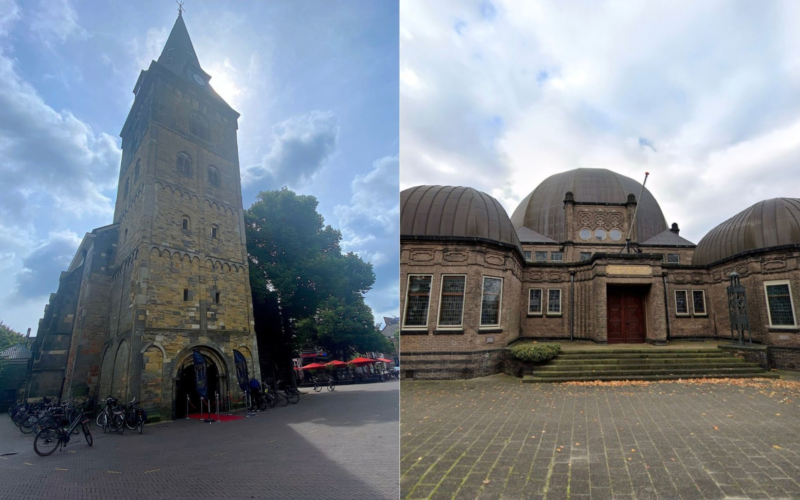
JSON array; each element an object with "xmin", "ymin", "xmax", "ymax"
[
  {"xmin": 401, "ymin": 0, "xmax": 800, "ymax": 244},
  {"xmin": 0, "ymin": 0, "xmax": 399, "ymax": 333}
]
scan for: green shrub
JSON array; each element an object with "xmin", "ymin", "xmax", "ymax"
[{"xmin": 511, "ymin": 343, "xmax": 561, "ymax": 363}]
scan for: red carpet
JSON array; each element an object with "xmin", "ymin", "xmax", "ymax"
[{"xmin": 186, "ymin": 413, "xmax": 245, "ymax": 422}]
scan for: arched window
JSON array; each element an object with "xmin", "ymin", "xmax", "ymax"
[
  {"xmin": 134, "ymin": 160, "xmax": 140, "ymax": 182},
  {"xmin": 208, "ymin": 166, "xmax": 220, "ymax": 188},
  {"xmin": 182, "ymin": 215, "xmax": 191, "ymax": 231},
  {"xmin": 189, "ymin": 113, "xmax": 209, "ymax": 141},
  {"xmin": 177, "ymin": 152, "xmax": 192, "ymax": 177},
  {"xmin": 123, "ymin": 178, "xmax": 130, "ymax": 199}
]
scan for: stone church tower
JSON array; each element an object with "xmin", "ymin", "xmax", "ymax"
[{"xmin": 25, "ymin": 13, "xmax": 260, "ymax": 420}]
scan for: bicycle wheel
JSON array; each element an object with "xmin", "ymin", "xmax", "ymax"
[
  {"xmin": 125, "ymin": 413, "xmax": 136, "ymax": 430},
  {"xmin": 137, "ymin": 416, "xmax": 144, "ymax": 434},
  {"xmin": 33, "ymin": 416, "xmax": 54, "ymax": 436},
  {"xmin": 96, "ymin": 411, "xmax": 107, "ymax": 429},
  {"xmin": 313, "ymin": 384, "xmax": 322, "ymax": 393},
  {"xmin": 114, "ymin": 414, "xmax": 126, "ymax": 434},
  {"xmin": 266, "ymin": 394, "xmax": 276, "ymax": 408},
  {"xmin": 83, "ymin": 423, "xmax": 93, "ymax": 446},
  {"xmin": 20, "ymin": 415, "xmax": 36, "ymax": 434},
  {"xmin": 328, "ymin": 382, "xmax": 335, "ymax": 392},
  {"xmin": 286, "ymin": 390, "xmax": 300, "ymax": 404},
  {"xmin": 34, "ymin": 428, "xmax": 61, "ymax": 457},
  {"xmin": 277, "ymin": 392, "xmax": 289, "ymax": 407}
]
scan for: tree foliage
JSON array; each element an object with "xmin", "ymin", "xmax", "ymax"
[
  {"xmin": 0, "ymin": 321, "xmax": 25, "ymax": 352},
  {"xmin": 246, "ymin": 188, "xmax": 389, "ymax": 378}
]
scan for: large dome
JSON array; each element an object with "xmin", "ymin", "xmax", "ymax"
[
  {"xmin": 401, "ymin": 185, "xmax": 522, "ymax": 249},
  {"xmin": 693, "ymin": 198, "xmax": 800, "ymax": 265},
  {"xmin": 510, "ymin": 168, "xmax": 668, "ymax": 243}
]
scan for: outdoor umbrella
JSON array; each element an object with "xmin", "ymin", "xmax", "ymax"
[
  {"xmin": 375, "ymin": 358, "xmax": 393, "ymax": 363},
  {"xmin": 302, "ymin": 363, "xmax": 327, "ymax": 370},
  {"xmin": 347, "ymin": 357, "xmax": 377, "ymax": 366},
  {"xmin": 325, "ymin": 360, "xmax": 347, "ymax": 367}
]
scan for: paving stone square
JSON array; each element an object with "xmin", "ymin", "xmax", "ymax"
[
  {"xmin": 401, "ymin": 375, "xmax": 800, "ymax": 500},
  {"xmin": 0, "ymin": 381, "xmax": 399, "ymax": 500}
]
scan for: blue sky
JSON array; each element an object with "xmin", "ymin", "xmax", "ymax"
[
  {"xmin": 401, "ymin": 0, "xmax": 800, "ymax": 244},
  {"xmin": 0, "ymin": 0, "xmax": 399, "ymax": 333}
]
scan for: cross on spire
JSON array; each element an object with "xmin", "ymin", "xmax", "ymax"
[{"xmin": 176, "ymin": 1, "xmax": 185, "ymax": 17}]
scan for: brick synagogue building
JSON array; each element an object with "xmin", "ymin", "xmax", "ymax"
[
  {"xmin": 23, "ymin": 13, "xmax": 260, "ymax": 419},
  {"xmin": 399, "ymin": 169, "xmax": 800, "ymax": 379}
]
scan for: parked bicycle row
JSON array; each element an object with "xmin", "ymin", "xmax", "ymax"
[{"xmin": 7, "ymin": 398, "xmax": 93, "ymax": 457}]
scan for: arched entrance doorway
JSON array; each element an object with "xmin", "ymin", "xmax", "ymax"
[{"xmin": 174, "ymin": 348, "xmax": 228, "ymax": 418}]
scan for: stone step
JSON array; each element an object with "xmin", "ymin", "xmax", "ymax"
[
  {"xmin": 523, "ymin": 372, "xmax": 780, "ymax": 383},
  {"xmin": 548, "ymin": 356, "xmax": 745, "ymax": 366},
  {"xmin": 531, "ymin": 367, "xmax": 768, "ymax": 378},
  {"xmin": 558, "ymin": 351, "xmax": 730, "ymax": 359},
  {"xmin": 536, "ymin": 362, "xmax": 761, "ymax": 371}
]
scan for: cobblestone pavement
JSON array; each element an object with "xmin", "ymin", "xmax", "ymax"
[
  {"xmin": 401, "ymin": 375, "xmax": 800, "ymax": 500},
  {"xmin": 0, "ymin": 380, "xmax": 399, "ymax": 500}
]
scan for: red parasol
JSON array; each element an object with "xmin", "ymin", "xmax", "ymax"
[
  {"xmin": 325, "ymin": 360, "xmax": 347, "ymax": 367},
  {"xmin": 375, "ymin": 358, "xmax": 393, "ymax": 363},
  {"xmin": 347, "ymin": 357, "xmax": 377, "ymax": 366},
  {"xmin": 302, "ymin": 362, "xmax": 327, "ymax": 370}
]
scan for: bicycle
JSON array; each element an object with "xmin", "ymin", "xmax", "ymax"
[
  {"xmin": 276, "ymin": 381, "xmax": 299, "ymax": 404},
  {"xmin": 327, "ymin": 378, "xmax": 336, "ymax": 392},
  {"xmin": 33, "ymin": 407, "xmax": 92, "ymax": 457},
  {"xmin": 312, "ymin": 376, "xmax": 323, "ymax": 393},
  {"xmin": 121, "ymin": 397, "xmax": 146, "ymax": 434},
  {"xmin": 96, "ymin": 397, "xmax": 118, "ymax": 432}
]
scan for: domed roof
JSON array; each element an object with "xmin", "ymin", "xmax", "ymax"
[
  {"xmin": 693, "ymin": 198, "xmax": 800, "ymax": 265},
  {"xmin": 401, "ymin": 185, "xmax": 522, "ymax": 249},
  {"xmin": 510, "ymin": 168, "xmax": 668, "ymax": 243}
]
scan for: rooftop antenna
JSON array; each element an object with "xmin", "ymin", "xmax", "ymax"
[
  {"xmin": 176, "ymin": 1, "xmax": 185, "ymax": 17},
  {"xmin": 621, "ymin": 171, "xmax": 649, "ymax": 254}
]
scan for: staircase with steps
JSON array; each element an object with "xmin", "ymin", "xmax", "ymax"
[{"xmin": 522, "ymin": 348, "xmax": 778, "ymax": 383}]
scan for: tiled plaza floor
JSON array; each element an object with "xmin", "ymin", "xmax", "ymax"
[
  {"xmin": 401, "ymin": 375, "xmax": 800, "ymax": 500},
  {"xmin": 0, "ymin": 380, "xmax": 399, "ymax": 500}
]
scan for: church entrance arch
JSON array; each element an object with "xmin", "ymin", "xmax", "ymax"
[
  {"xmin": 173, "ymin": 347, "xmax": 228, "ymax": 418},
  {"xmin": 607, "ymin": 285, "xmax": 648, "ymax": 344}
]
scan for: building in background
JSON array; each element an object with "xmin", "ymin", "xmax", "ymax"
[
  {"xmin": 24, "ymin": 13, "xmax": 260, "ymax": 420},
  {"xmin": 400, "ymin": 168, "xmax": 800, "ymax": 379}
]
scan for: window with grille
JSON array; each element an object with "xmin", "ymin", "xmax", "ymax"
[
  {"xmin": 208, "ymin": 166, "xmax": 220, "ymax": 188},
  {"xmin": 692, "ymin": 290, "xmax": 706, "ymax": 315},
  {"xmin": 675, "ymin": 290, "xmax": 689, "ymax": 315},
  {"xmin": 190, "ymin": 114, "xmax": 209, "ymax": 141},
  {"xmin": 177, "ymin": 152, "xmax": 192, "ymax": 176},
  {"xmin": 438, "ymin": 276, "xmax": 466, "ymax": 327},
  {"xmin": 404, "ymin": 275, "xmax": 432, "ymax": 327},
  {"xmin": 579, "ymin": 252, "xmax": 591, "ymax": 261},
  {"xmin": 667, "ymin": 254, "xmax": 680, "ymax": 264},
  {"xmin": 550, "ymin": 252, "xmax": 563, "ymax": 262},
  {"xmin": 547, "ymin": 289, "xmax": 561, "ymax": 315},
  {"xmin": 528, "ymin": 288, "xmax": 543, "ymax": 315},
  {"xmin": 480, "ymin": 277, "xmax": 503, "ymax": 326},
  {"xmin": 535, "ymin": 251, "xmax": 547, "ymax": 262},
  {"xmin": 524, "ymin": 251, "xmax": 532, "ymax": 262},
  {"xmin": 765, "ymin": 283, "xmax": 796, "ymax": 326}
]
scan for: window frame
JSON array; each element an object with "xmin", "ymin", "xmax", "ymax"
[
  {"xmin": 177, "ymin": 152, "xmax": 192, "ymax": 177},
  {"xmin": 402, "ymin": 274, "xmax": 433, "ymax": 330},
  {"xmin": 208, "ymin": 166, "xmax": 221, "ymax": 188},
  {"xmin": 667, "ymin": 254, "xmax": 680, "ymax": 264},
  {"xmin": 692, "ymin": 290, "xmax": 707, "ymax": 316},
  {"xmin": 436, "ymin": 274, "xmax": 467, "ymax": 329},
  {"xmin": 674, "ymin": 289, "xmax": 690, "ymax": 316},
  {"xmin": 579, "ymin": 252, "xmax": 592, "ymax": 262},
  {"xmin": 550, "ymin": 251, "xmax": 563, "ymax": 262},
  {"xmin": 211, "ymin": 225, "xmax": 218, "ymax": 239},
  {"xmin": 763, "ymin": 280, "xmax": 797, "ymax": 328},
  {"xmin": 528, "ymin": 288, "xmax": 544, "ymax": 316},
  {"xmin": 523, "ymin": 251, "xmax": 532, "ymax": 262},
  {"xmin": 479, "ymin": 276, "xmax": 503, "ymax": 328},
  {"xmin": 546, "ymin": 288, "xmax": 562, "ymax": 316},
  {"xmin": 535, "ymin": 251, "xmax": 547, "ymax": 263},
  {"xmin": 182, "ymin": 216, "xmax": 191, "ymax": 231}
]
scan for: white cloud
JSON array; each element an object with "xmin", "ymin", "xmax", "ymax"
[
  {"xmin": 29, "ymin": 0, "xmax": 87, "ymax": 45},
  {"xmin": 401, "ymin": 0, "xmax": 800, "ymax": 244},
  {"xmin": 243, "ymin": 110, "xmax": 338, "ymax": 188}
]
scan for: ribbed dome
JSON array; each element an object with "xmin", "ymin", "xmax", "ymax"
[
  {"xmin": 510, "ymin": 168, "xmax": 668, "ymax": 243},
  {"xmin": 401, "ymin": 186, "xmax": 522, "ymax": 249},
  {"xmin": 693, "ymin": 198, "xmax": 800, "ymax": 265}
]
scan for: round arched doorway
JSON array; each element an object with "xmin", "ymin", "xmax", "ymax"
[{"xmin": 174, "ymin": 347, "xmax": 228, "ymax": 418}]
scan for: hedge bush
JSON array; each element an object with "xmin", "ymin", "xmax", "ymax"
[{"xmin": 510, "ymin": 343, "xmax": 561, "ymax": 363}]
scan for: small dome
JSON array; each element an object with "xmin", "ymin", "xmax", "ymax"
[
  {"xmin": 401, "ymin": 185, "xmax": 522, "ymax": 249},
  {"xmin": 510, "ymin": 168, "xmax": 668, "ymax": 243},
  {"xmin": 693, "ymin": 198, "xmax": 800, "ymax": 265}
]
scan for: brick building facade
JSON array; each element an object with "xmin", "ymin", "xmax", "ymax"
[
  {"xmin": 24, "ymin": 14, "xmax": 260, "ymax": 419},
  {"xmin": 400, "ymin": 171, "xmax": 800, "ymax": 379}
]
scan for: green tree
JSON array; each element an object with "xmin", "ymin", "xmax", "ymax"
[
  {"xmin": 0, "ymin": 321, "xmax": 25, "ymax": 352},
  {"xmin": 246, "ymin": 188, "xmax": 380, "ymax": 380}
]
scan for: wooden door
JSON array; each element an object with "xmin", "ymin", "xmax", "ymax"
[{"xmin": 606, "ymin": 287, "xmax": 646, "ymax": 343}]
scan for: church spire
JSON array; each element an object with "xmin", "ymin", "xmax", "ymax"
[{"xmin": 156, "ymin": 11, "xmax": 206, "ymax": 81}]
